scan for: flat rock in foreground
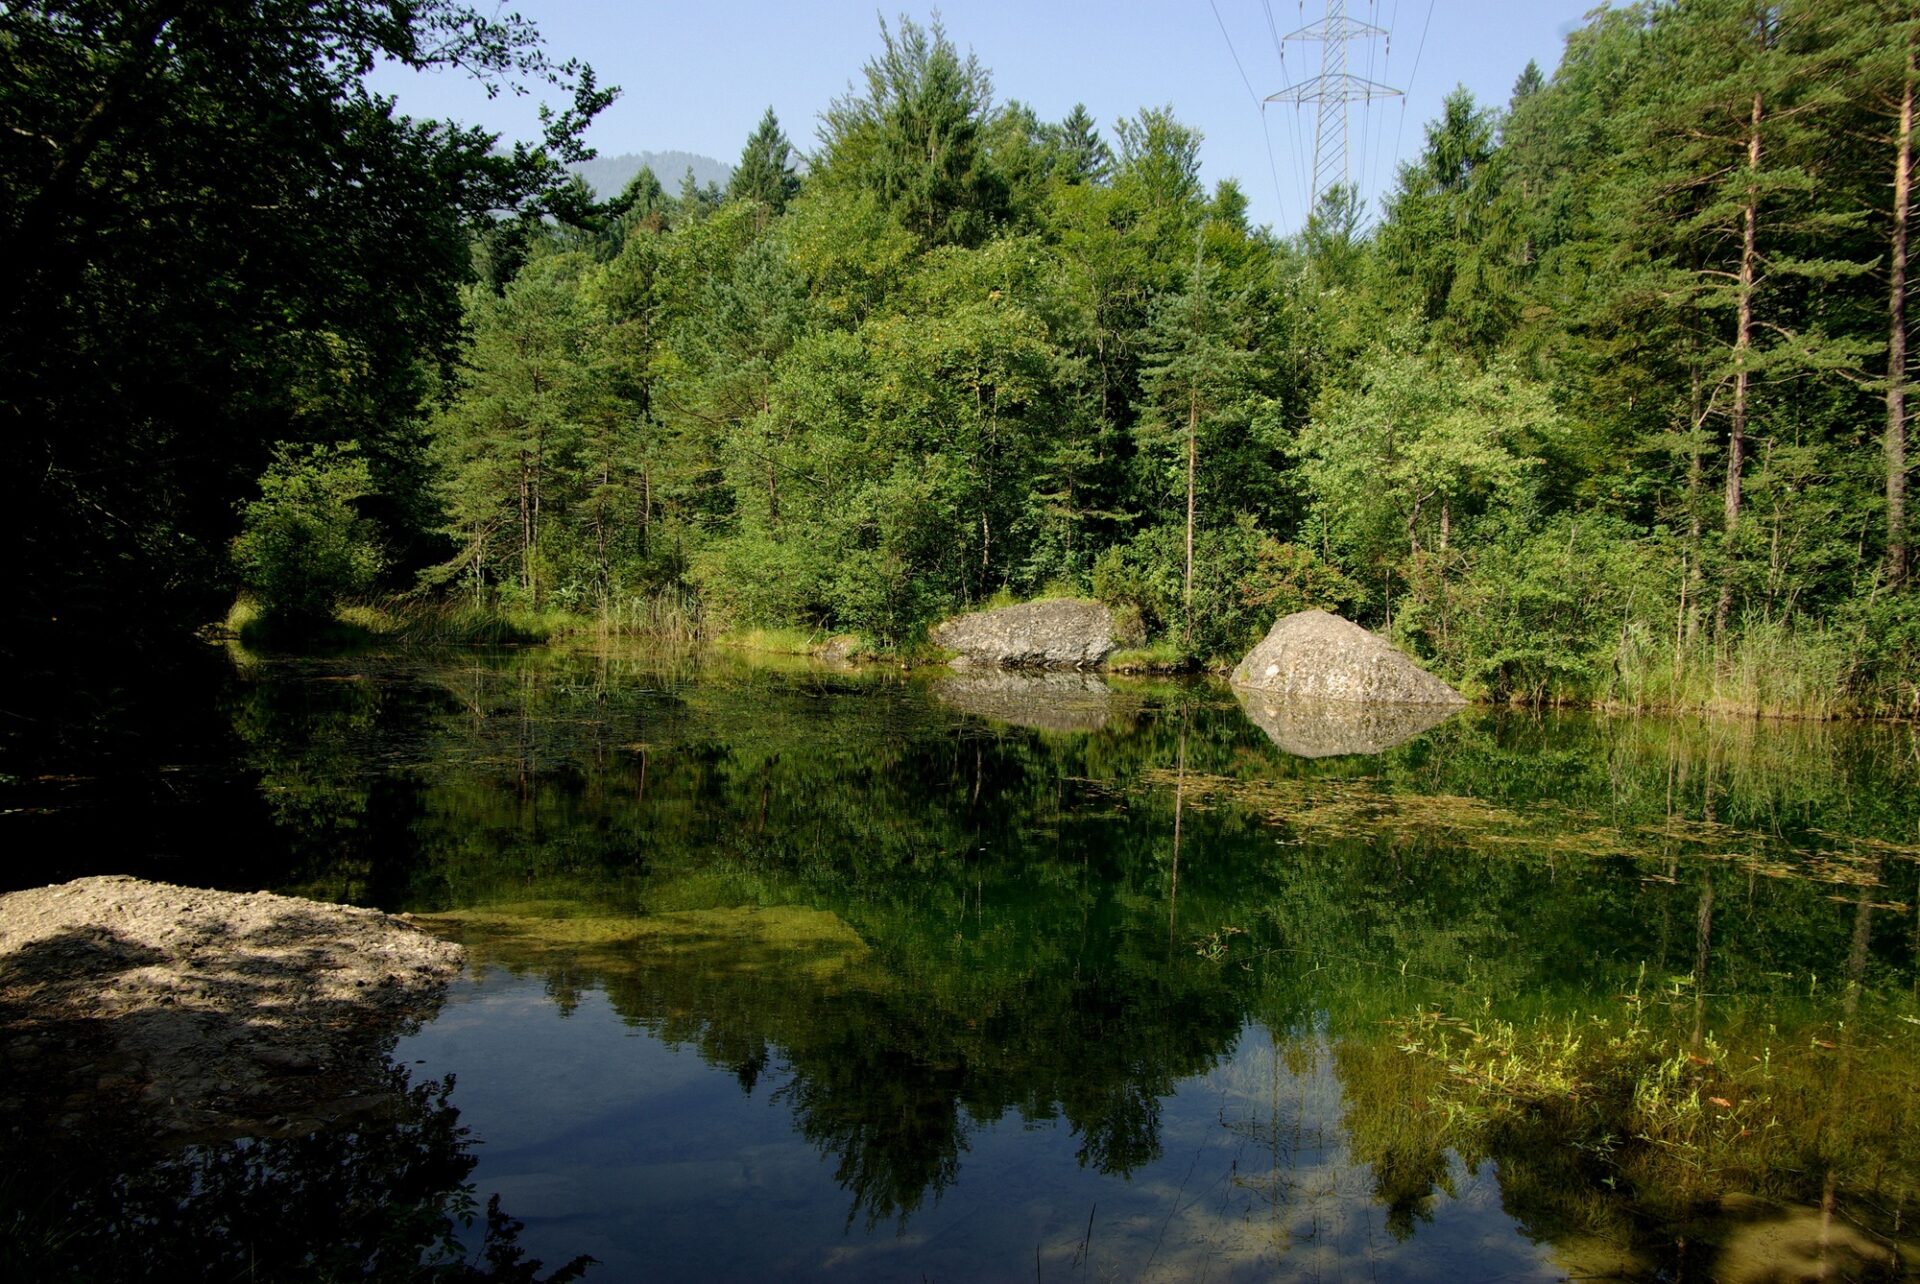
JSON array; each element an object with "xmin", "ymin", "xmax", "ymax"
[
  {"xmin": 931, "ymin": 598, "xmax": 1115, "ymax": 669},
  {"xmin": 0, "ymin": 875, "xmax": 463, "ymax": 1139},
  {"xmin": 1231, "ymin": 610, "xmax": 1466, "ymax": 705},
  {"xmin": 1234, "ymin": 688, "xmax": 1459, "ymax": 758}
]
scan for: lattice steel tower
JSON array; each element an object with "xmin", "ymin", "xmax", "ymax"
[{"xmin": 1265, "ymin": 1, "xmax": 1401, "ymax": 214}]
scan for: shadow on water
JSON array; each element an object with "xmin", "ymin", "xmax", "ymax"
[{"xmin": 5, "ymin": 645, "xmax": 1919, "ymax": 1278}]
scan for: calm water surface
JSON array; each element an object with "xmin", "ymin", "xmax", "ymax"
[{"xmin": 7, "ymin": 647, "xmax": 1918, "ymax": 1280}]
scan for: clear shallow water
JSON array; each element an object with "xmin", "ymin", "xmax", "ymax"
[
  {"xmin": 5, "ymin": 647, "xmax": 1918, "ymax": 1280},
  {"xmin": 402, "ymin": 975, "xmax": 1579, "ymax": 1282}
]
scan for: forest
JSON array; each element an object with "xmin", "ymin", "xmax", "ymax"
[{"xmin": 5, "ymin": 0, "xmax": 1919, "ymax": 715}]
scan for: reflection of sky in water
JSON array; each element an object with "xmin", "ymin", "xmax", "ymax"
[{"xmin": 401, "ymin": 973, "xmax": 1574, "ymax": 1282}]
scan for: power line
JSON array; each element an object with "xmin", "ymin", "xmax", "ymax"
[
  {"xmin": 1260, "ymin": 0, "xmax": 1314, "ymax": 219},
  {"xmin": 1259, "ymin": 109, "xmax": 1292, "ymax": 237},
  {"xmin": 1388, "ymin": 0, "xmax": 1438, "ymax": 185},
  {"xmin": 1370, "ymin": 0, "xmax": 1402, "ymax": 211},
  {"xmin": 1207, "ymin": 0, "xmax": 1292, "ymax": 232},
  {"xmin": 1358, "ymin": 0, "xmax": 1379, "ymax": 227}
]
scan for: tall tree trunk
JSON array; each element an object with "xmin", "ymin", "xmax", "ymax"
[
  {"xmin": 1685, "ymin": 357, "xmax": 1706, "ymax": 648},
  {"xmin": 518, "ymin": 449, "xmax": 532, "ymax": 595},
  {"xmin": 1184, "ymin": 386, "xmax": 1197, "ymax": 620},
  {"xmin": 1890, "ymin": 39, "xmax": 1914, "ymax": 591},
  {"xmin": 640, "ymin": 466, "xmax": 652, "ymax": 557},
  {"xmin": 1717, "ymin": 91, "xmax": 1764, "ymax": 635},
  {"xmin": 530, "ymin": 436, "xmax": 543, "ymax": 609},
  {"xmin": 596, "ymin": 458, "xmax": 610, "ymax": 600}
]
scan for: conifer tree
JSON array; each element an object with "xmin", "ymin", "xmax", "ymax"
[
  {"xmin": 728, "ymin": 107, "xmax": 802, "ymax": 214},
  {"xmin": 1051, "ymin": 104, "xmax": 1114, "ymax": 185},
  {"xmin": 1136, "ymin": 231, "xmax": 1254, "ymax": 625},
  {"xmin": 817, "ymin": 15, "xmax": 1006, "ymax": 247}
]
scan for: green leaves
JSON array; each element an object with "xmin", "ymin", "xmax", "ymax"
[
  {"xmin": 233, "ymin": 442, "xmax": 385, "ymax": 625},
  {"xmin": 728, "ymin": 108, "xmax": 802, "ymax": 214},
  {"xmin": 815, "ymin": 15, "xmax": 1005, "ymax": 249},
  {"xmin": 2, "ymin": 0, "xmax": 611, "ymax": 653}
]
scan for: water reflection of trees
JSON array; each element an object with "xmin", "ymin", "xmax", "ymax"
[
  {"xmin": 222, "ymin": 651, "xmax": 1920, "ymax": 1252},
  {"xmin": 2, "ymin": 1066, "xmax": 590, "ymax": 1282}
]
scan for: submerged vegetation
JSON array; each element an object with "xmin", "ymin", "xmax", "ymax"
[
  {"xmin": 213, "ymin": 656, "xmax": 1920, "ymax": 1264},
  {"xmin": 4, "ymin": 643, "xmax": 1916, "ymax": 1271}
]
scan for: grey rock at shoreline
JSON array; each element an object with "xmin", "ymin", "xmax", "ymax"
[
  {"xmin": 1230, "ymin": 610, "xmax": 1466, "ymax": 705},
  {"xmin": 931, "ymin": 598, "xmax": 1115, "ymax": 669},
  {"xmin": 0, "ymin": 875, "xmax": 463, "ymax": 1139}
]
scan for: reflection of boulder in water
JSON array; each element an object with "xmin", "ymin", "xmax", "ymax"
[
  {"xmin": 1234, "ymin": 688, "xmax": 1458, "ymax": 758},
  {"xmin": 1231, "ymin": 610, "xmax": 1466, "ymax": 705},
  {"xmin": 932, "ymin": 671, "xmax": 1115, "ymax": 733}
]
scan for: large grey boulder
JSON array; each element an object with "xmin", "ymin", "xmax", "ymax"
[
  {"xmin": 931, "ymin": 598, "xmax": 1115, "ymax": 669},
  {"xmin": 1234, "ymin": 688, "xmax": 1458, "ymax": 758},
  {"xmin": 933, "ymin": 671, "xmax": 1115, "ymax": 733},
  {"xmin": 1230, "ymin": 609, "xmax": 1466, "ymax": 705}
]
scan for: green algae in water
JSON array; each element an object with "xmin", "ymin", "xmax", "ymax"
[{"xmin": 420, "ymin": 902, "xmax": 871, "ymax": 982}]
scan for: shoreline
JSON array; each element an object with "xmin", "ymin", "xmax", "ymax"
[{"xmin": 0, "ymin": 875, "xmax": 463, "ymax": 1141}]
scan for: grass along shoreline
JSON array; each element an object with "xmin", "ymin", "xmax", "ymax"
[{"xmin": 218, "ymin": 594, "xmax": 1918, "ymax": 722}]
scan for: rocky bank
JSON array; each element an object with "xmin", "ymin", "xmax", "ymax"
[{"xmin": 0, "ymin": 875, "xmax": 463, "ymax": 1139}]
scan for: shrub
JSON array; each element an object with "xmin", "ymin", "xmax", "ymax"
[
  {"xmin": 1094, "ymin": 515, "xmax": 1360, "ymax": 662},
  {"xmin": 231, "ymin": 443, "xmax": 385, "ymax": 627}
]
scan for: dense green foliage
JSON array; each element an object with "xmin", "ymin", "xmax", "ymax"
[
  {"xmin": 8, "ymin": 4, "xmax": 1920, "ymax": 713},
  {"xmin": 1, "ymin": 0, "xmax": 608, "ymax": 668},
  {"xmin": 232, "ymin": 443, "xmax": 386, "ymax": 625},
  {"xmin": 413, "ymin": 8, "xmax": 1918, "ymax": 710}
]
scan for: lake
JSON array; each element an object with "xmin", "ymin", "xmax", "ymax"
[{"xmin": 5, "ymin": 647, "xmax": 1917, "ymax": 1280}]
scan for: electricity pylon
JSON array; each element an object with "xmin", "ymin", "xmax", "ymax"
[{"xmin": 1264, "ymin": 1, "xmax": 1400, "ymax": 215}]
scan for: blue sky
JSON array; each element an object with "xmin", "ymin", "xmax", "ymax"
[{"xmin": 369, "ymin": 2, "xmax": 1604, "ymax": 235}]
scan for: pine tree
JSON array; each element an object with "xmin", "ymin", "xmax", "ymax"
[
  {"xmin": 1376, "ymin": 88, "xmax": 1519, "ymax": 354},
  {"xmin": 727, "ymin": 107, "xmax": 801, "ymax": 214},
  {"xmin": 1510, "ymin": 59, "xmax": 1545, "ymax": 106},
  {"xmin": 1620, "ymin": 0, "xmax": 1872, "ymax": 629},
  {"xmin": 1050, "ymin": 104, "xmax": 1113, "ymax": 185},
  {"xmin": 1135, "ymin": 230, "xmax": 1255, "ymax": 628}
]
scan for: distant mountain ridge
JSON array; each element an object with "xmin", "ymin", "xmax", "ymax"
[{"xmin": 570, "ymin": 150, "xmax": 732, "ymax": 199}]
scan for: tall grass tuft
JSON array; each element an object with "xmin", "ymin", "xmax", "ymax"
[
  {"xmin": 718, "ymin": 625, "xmax": 826, "ymax": 656},
  {"xmin": 1604, "ymin": 610, "xmax": 1919, "ymax": 720},
  {"xmin": 337, "ymin": 599, "xmax": 559, "ymax": 645},
  {"xmin": 587, "ymin": 585, "xmax": 709, "ymax": 643}
]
